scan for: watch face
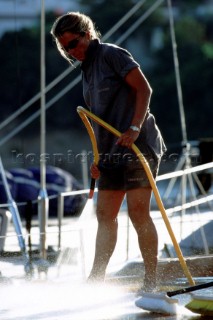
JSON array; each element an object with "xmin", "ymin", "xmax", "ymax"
[{"xmin": 130, "ymin": 125, "xmax": 140, "ymax": 132}]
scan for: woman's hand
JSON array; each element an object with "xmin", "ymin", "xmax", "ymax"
[
  {"xmin": 90, "ymin": 163, "xmax": 100, "ymax": 179},
  {"xmin": 116, "ymin": 128, "xmax": 140, "ymax": 149}
]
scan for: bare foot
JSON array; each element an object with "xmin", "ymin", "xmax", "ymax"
[
  {"xmin": 136, "ymin": 277, "xmax": 157, "ymax": 296},
  {"xmin": 87, "ymin": 273, "xmax": 105, "ymax": 284}
]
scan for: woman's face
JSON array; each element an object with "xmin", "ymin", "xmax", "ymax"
[{"xmin": 58, "ymin": 32, "xmax": 90, "ymax": 61}]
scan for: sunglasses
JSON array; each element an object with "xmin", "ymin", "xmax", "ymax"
[{"xmin": 63, "ymin": 33, "xmax": 84, "ymax": 52}]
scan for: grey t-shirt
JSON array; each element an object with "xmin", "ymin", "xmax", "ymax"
[{"xmin": 81, "ymin": 39, "xmax": 166, "ymax": 167}]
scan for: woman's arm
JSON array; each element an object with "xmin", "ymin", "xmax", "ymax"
[
  {"xmin": 116, "ymin": 67, "xmax": 152, "ymax": 148},
  {"xmin": 126, "ymin": 67, "xmax": 152, "ymax": 128}
]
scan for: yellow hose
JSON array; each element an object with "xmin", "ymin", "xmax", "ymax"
[
  {"xmin": 78, "ymin": 109, "xmax": 99, "ymax": 198},
  {"xmin": 77, "ymin": 106, "xmax": 195, "ymax": 286}
]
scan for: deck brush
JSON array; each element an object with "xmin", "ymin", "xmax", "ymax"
[
  {"xmin": 135, "ymin": 280, "xmax": 213, "ymax": 315},
  {"xmin": 185, "ymin": 293, "xmax": 213, "ymax": 316}
]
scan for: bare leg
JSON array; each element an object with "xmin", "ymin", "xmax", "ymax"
[
  {"xmin": 127, "ymin": 187, "xmax": 158, "ymax": 290},
  {"xmin": 87, "ymin": 190, "xmax": 125, "ymax": 282}
]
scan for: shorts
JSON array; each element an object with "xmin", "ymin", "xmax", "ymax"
[{"xmin": 98, "ymin": 152, "xmax": 160, "ymax": 191}]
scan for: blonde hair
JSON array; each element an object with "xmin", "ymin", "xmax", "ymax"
[{"xmin": 51, "ymin": 12, "xmax": 101, "ymax": 63}]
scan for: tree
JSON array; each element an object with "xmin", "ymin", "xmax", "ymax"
[{"xmin": 150, "ymin": 14, "xmax": 213, "ymax": 144}]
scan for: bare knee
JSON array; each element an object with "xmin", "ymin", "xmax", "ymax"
[
  {"xmin": 131, "ymin": 215, "xmax": 154, "ymax": 235},
  {"xmin": 96, "ymin": 190, "xmax": 124, "ymax": 224},
  {"xmin": 126, "ymin": 187, "xmax": 152, "ymax": 229}
]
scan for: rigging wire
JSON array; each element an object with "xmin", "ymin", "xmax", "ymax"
[
  {"xmin": 167, "ymin": 0, "xmax": 188, "ymax": 146},
  {"xmin": 101, "ymin": 0, "xmax": 148, "ymax": 42},
  {"xmin": 116, "ymin": 0, "xmax": 165, "ymax": 45},
  {"xmin": 38, "ymin": 0, "xmax": 48, "ymax": 260},
  {"xmin": 13, "ymin": 0, "xmax": 22, "ymax": 108},
  {"xmin": 0, "ymin": 75, "xmax": 81, "ymax": 146},
  {"xmin": 0, "ymin": 0, "xmax": 165, "ymax": 146}
]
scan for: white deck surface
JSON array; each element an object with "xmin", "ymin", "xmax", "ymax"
[{"xmin": 0, "ymin": 207, "xmax": 212, "ymax": 319}]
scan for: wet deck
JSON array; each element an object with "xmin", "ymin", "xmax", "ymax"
[
  {"xmin": 0, "ymin": 210, "xmax": 212, "ymax": 319},
  {"xmin": 0, "ymin": 270, "xmax": 209, "ymax": 320},
  {"xmin": 1, "ymin": 248, "xmax": 212, "ymax": 320}
]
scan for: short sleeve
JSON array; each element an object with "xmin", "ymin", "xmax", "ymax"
[{"xmin": 102, "ymin": 44, "xmax": 140, "ymax": 79}]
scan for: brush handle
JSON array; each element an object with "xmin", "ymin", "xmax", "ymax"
[
  {"xmin": 167, "ymin": 281, "xmax": 213, "ymax": 297},
  {"xmin": 88, "ymin": 178, "xmax": 96, "ymax": 199}
]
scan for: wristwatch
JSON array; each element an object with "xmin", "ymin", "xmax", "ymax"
[{"xmin": 130, "ymin": 125, "xmax": 140, "ymax": 132}]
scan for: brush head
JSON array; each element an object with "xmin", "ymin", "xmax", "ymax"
[
  {"xmin": 185, "ymin": 294, "xmax": 213, "ymax": 316},
  {"xmin": 135, "ymin": 292, "xmax": 178, "ymax": 315}
]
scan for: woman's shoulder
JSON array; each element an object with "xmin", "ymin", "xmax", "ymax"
[
  {"xmin": 95, "ymin": 42, "xmax": 139, "ymax": 77},
  {"xmin": 100, "ymin": 42, "xmax": 130, "ymax": 56},
  {"xmin": 98, "ymin": 42, "xmax": 137, "ymax": 67}
]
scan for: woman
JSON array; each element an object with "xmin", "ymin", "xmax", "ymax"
[{"xmin": 51, "ymin": 12, "xmax": 166, "ymax": 292}]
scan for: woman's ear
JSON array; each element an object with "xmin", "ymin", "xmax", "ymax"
[{"xmin": 85, "ymin": 31, "xmax": 91, "ymax": 40}]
